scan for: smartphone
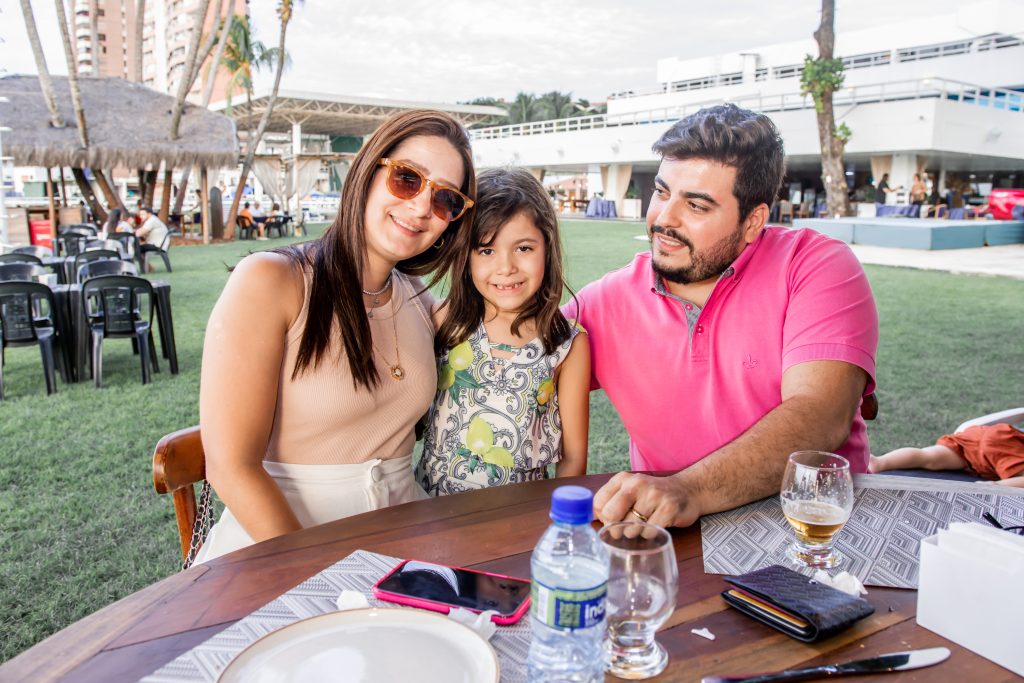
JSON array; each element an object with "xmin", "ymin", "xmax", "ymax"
[{"xmin": 372, "ymin": 559, "xmax": 531, "ymax": 625}]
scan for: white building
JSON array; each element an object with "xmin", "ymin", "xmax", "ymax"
[{"xmin": 471, "ymin": 0, "xmax": 1024, "ymax": 218}]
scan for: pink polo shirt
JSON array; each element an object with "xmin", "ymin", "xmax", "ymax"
[{"xmin": 563, "ymin": 226, "xmax": 878, "ymax": 474}]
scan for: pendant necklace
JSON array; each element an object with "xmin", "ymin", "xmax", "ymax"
[
  {"xmin": 362, "ymin": 271, "xmax": 393, "ymax": 319},
  {"xmin": 370, "ymin": 292, "xmax": 405, "ymax": 381}
]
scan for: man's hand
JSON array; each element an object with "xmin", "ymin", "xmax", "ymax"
[{"xmin": 593, "ymin": 472, "xmax": 704, "ymax": 529}]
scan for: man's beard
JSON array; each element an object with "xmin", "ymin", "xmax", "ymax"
[{"xmin": 649, "ymin": 224, "xmax": 743, "ymax": 285}]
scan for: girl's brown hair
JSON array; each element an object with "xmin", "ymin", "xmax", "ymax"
[
  {"xmin": 437, "ymin": 167, "xmax": 572, "ymax": 355},
  {"xmin": 283, "ymin": 109, "xmax": 477, "ymax": 390}
]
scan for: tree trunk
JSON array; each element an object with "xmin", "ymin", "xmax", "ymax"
[
  {"xmin": 94, "ymin": 169, "xmax": 127, "ymax": 213},
  {"xmin": 59, "ymin": 168, "xmax": 69, "ymax": 206},
  {"xmin": 169, "ymin": 0, "xmax": 212, "ymax": 140},
  {"xmin": 201, "ymin": 4, "xmax": 234, "ymax": 106},
  {"xmin": 19, "ymin": 0, "xmax": 65, "ymax": 127},
  {"xmin": 226, "ymin": 13, "xmax": 291, "ymax": 237},
  {"xmin": 187, "ymin": 0, "xmax": 225, "ymax": 93},
  {"xmin": 173, "ymin": 1, "xmax": 233, "ymax": 213},
  {"xmin": 812, "ymin": 0, "xmax": 851, "ymax": 218},
  {"xmin": 72, "ymin": 168, "xmax": 107, "ymax": 223},
  {"xmin": 159, "ymin": 166, "xmax": 173, "ymax": 222},
  {"xmin": 55, "ymin": 0, "xmax": 89, "ymax": 149},
  {"xmin": 133, "ymin": 0, "xmax": 146, "ymax": 82},
  {"xmin": 144, "ymin": 169, "xmax": 159, "ymax": 206}
]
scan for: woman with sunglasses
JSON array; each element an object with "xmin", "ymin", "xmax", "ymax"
[{"xmin": 195, "ymin": 110, "xmax": 476, "ymax": 562}]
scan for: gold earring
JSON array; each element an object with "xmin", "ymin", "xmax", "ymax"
[{"xmin": 433, "ymin": 237, "xmax": 446, "ymax": 250}]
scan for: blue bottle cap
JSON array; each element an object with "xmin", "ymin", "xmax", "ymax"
[{"xmin": 550, "ymin": 485, "xmax": 594, "ymax": 524}]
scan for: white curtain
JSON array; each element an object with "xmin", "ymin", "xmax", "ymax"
[
  {"xmin": 285, "ymin": 159, "xmax": 322, "ymax": 218},
  {"xmin": 252, "ymin": 158, "xmax": 285, "ymax": 205},
  {"xmin": 331, "ymin": 160, "xmax": 350, "ymax": 191}
]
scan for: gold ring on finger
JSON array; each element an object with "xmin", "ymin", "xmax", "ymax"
[{"xmin": 629, "ymin": 507, "xmax": 649, "ymax": 523}]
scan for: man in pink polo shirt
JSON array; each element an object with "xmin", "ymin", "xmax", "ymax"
[{"xmin": 563, "ymin": 104, "xmax": 878, "ymax": 529}]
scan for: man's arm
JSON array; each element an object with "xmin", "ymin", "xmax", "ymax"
[{"xmin": 593, "ymin": 359, "xmax": 868, "ymax": 527}]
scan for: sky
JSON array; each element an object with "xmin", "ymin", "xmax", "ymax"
[{"xmin": 2, "ymin": 0, "xmax": 968, "ymax": 104}]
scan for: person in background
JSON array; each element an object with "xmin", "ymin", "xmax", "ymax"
[
  {"xmin": 102, "ymin": 208, "xmax": 135, "ymax": 238},
  {"xmin": 910, "ymin": 174, "xmax": 927, "ymax": 206},
  {"xmin": 870, "ymin": 423, "xmax": 1024, "ymax": 488},
  {"xmin": 875, "ymin": 173, "xmax": 892, "ymax": 205},
  {"xmin": 135, "ymin": 206, "xmax": 168, "ymax": 247}
]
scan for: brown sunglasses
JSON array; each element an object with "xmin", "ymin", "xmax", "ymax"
[{"xmin": 377, "ymin": 158, "xmax": 474, "ymax": 222}]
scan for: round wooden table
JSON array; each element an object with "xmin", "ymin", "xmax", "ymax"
[{"xmin": 0, "ymin": 475, "xmax": 1009, "ymax": 682}]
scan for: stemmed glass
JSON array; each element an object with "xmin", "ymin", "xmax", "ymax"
[
  {"xmin": 780, "ymin": 451, "xmax": 855, "ymax": 569},
  {"xmin": 599, "ymin": 522, "xmax": 678, "ymax": 680}
]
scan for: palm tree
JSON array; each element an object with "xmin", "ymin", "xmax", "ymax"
[
  {"xmin": 169, "ymin": 0, "xmax": 212, "ymax": 140},
  {"xmin": 18, "ymin": 0, "xmax": 64, "ymax": 128},
  {"xmin": 225, "ymin": 0, "xmax": 300, "ymax": 237},
  {"xmin": 539, "ymin": 91, "xmax": 575, "ymax": 120},
  {"xmin": 53, "ymin": 1, "xmax": 88, "ymax": 149},
  {"xmin": 507, "ymin": 92, "xmax": 540, "ymax": 125}
]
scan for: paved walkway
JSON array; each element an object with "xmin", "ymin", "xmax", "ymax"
[
  {"xmin": 848, "ymin": 243, "xmax": 1024, "ymax": 280},
  {"xmin": 626, "ymin": 228, "xmax": 1024, "ymax": 280}
]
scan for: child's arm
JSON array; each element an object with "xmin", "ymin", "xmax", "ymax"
[{"xmin": 555, "ymin": 331, "xmax": 591, "ymax": 477}]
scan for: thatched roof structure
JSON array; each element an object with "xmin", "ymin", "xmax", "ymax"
[{"xmin": 0, "ymin": 75, "xmax": 238, "ymax": 170}]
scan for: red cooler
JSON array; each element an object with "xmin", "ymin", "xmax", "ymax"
[{"xmin": 29, "ymin": 220, "xmax": 54, "ymax": 250}]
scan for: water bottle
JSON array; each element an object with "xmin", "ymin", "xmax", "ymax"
[{"xmin": 527, "ymin": 485, "xmax": 609, "ymax": 682}]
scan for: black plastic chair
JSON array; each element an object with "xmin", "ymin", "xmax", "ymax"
[
  {"xmin": 139, "ymin": 232, "xmax": 172, "ymax": 273},
  {"xmin": 72, "ymin": 250, "xmax": 122, "ymax": 284},
  {"xmin": 106, "ymin": 232, "xmax": 139, "ymax": 261},
  {"xmin": 12, "ymin": 245, "xmax": 54, "ymax": 259},
  {"xmin": 264, "ymin": 216, "xmax": 285, "ymax": 239},
  {"xmin": 60, "ymin": 223, "xmax": 98, "ymax": 237},
  {"xmin": 77, "ymin": 259, "xmax": 138, "ymax": 284},
  {"xmin": 236, "ymin": 215, "xmax": 257, "ymax": 240},
  {"xmin": 84, "ymin": 238, "xmax": 128, "ymax": 258},
  {"xmin": 0, "ymin": 281, "xmax": 60, "ymax": 398},
  {"xmin": 55, "ymin": 232, "xmax": 90, "ymax": 258},
  {"xmin": 0, "ymin": 263, "xmax": 49, "ymax": 282},
  {"xmin": 82, "ymin": 275, "xmax": 159, "ymax": 388},
  {"xmin": 0, "ymin": 253, "xmax": 43, "ymax": 266}
]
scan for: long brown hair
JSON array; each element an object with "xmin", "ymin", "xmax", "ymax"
[
  {"xmin": 283, "ymin": 109, "xmax": 477, "ymax": 390},
  {"xmin": 437, "ymin": 167, "xmax": 572, "ymax": 355}
]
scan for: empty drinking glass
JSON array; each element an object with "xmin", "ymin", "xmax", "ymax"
[
  {"xmin": 780, "ymin": 451, "xmax": 855, "ymax": 569},
  {"xmin": 599, "ymin": 522, "xmax": 678, "ymax": 679}
]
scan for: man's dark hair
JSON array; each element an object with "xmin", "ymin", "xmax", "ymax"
[
  {"xmin": 140, "ymin": 206, "xmax": 154, "ymax": 214},
  {"xmin": 652, "ymin": 104, "xmax": 785, "ymax": 220}
]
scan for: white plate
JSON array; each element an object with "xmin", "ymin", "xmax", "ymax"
[{"xmin": 218, "ymin": 608, "xmax": 499, "ymax": 683}]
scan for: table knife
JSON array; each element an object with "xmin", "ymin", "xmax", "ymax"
[{"xmin": 701, "ymin": 647, "xmax": 951, "ymax": 683}]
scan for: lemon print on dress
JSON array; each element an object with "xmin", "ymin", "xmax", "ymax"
[
  {"xmin": 440, "ymin": 340, "xmax": 482, "ymax": 400},
  {"xmin": 456, "ymin": 416, "xmax": 514, "ymax": 479},
  {"xmin": 535, "ymin": 378, "xmax": 554, "ymax": 414}
]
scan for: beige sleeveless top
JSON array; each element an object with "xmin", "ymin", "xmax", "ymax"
[{"xmin": 265, "ymin": 269, "xmax": 437, "ymax": 465}]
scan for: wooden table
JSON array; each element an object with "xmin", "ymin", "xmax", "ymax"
[{"xmin": 1, "ymin": 475, "xmax": 1015, "ymax": 682}]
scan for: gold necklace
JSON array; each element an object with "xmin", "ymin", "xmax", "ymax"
[{"xmin": 370, "ymin": 291, "xmax": 404, "ymax": 381}]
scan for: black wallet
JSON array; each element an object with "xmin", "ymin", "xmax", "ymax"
[{"xmin": 721, "ymin": 565, "xmax": 874, "ymax": 642}]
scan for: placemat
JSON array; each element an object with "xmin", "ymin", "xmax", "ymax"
[
  {"xmin": 140, "ymin": 550, "xmax": 531, "ymax": 682},
  {"xmin": 701, "ymin": 474, "xmax": 1024, "ymax": 589}
]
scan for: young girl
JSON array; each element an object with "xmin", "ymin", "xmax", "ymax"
[{"xmin": 415, "ymin": 167, "xmax": 590, "ymax": 496}]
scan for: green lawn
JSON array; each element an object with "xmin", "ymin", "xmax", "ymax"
[{"xmin": 2, "ymin": 218, "xmax": 1022, "ymax": 662}]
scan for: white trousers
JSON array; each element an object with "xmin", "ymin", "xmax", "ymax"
[{"xmin": 195, "ymin": 454, "xmax": 425, "ymax": 564}]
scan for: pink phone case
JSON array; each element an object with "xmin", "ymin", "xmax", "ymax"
[{"xmin": 371, "ymin": 559, "xmax": 531, "ymax": 625}]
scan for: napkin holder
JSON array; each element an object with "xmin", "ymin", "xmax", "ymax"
[{"xmin": 917, "ymin": 522, "xmax": 1024, "ymax": 676}]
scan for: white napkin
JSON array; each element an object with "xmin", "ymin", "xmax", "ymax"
[
  {"xmin": 335, "ymin": 591, "xmax": 498, "ymax": 641},
  {"xmin": 812, "ymin": 570, "xmax": 868, "ymax": 596}
]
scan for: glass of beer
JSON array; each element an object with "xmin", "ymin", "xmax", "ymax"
[{"xmin": 780, "ymin": 451, "xmax": 854, "ymax": 569}]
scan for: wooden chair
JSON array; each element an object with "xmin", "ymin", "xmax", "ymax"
[{"xmin": 152, "ymin": 425, "xmax": 206, "ymax": 562}]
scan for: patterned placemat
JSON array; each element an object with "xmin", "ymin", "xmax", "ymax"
[
  {"xmin": 140, "ymin": 550, "xmax": 531, "ymax": 682},
  {"xmin": 701, "ymin": 474, "xmax": 1024, "ymax": 589}
]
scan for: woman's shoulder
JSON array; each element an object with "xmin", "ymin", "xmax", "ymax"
[{"xmin": 227, "ymin": 250, "xmax": 307, "ymax": 319}]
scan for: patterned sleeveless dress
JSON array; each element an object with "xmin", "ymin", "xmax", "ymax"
[{"xmin": 415, "ymin": 323, "xmax": 580, "ymax": 496}]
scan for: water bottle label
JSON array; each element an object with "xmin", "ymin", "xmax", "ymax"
[{"xmin": 531, "ymin": 579, "xmax": 607, "ymax": 630}]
